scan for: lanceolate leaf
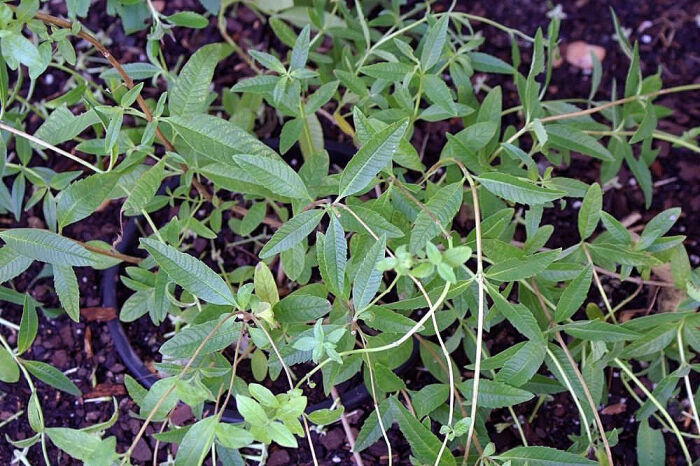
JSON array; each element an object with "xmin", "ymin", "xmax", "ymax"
[
  {"xmin": 636, "ymin": 420, "xmax": 665, "ymax": 466},
  {"xmin": 352, "ymin": 235, "xmax": 386, "ymax": 313},
  {"xmin": 159, "ymin": 317, "xmax": 241, "ymax": 358},
  {"xmin": 0, "ymin": 229, "xmax": 98, "ymax": 266},
  {"xmin": 578, "ymin": 183, "xmax": 602, "ymax": 240},
  {"xmin": 420, "ymin": 15, "xmax": 449, "ymax": 71},
  {"xmin": 410, "ymin": 183, "xmax": 463, "ymax": 254},
  {"xmin": 174, "ymin": 416, "xmax": 218, "ymax": 466},
  {"xmin": 0, "ymin": 247, "xmax": 33, "ymax": 284},
  {"xmin": 458, "ymin": 379, "xmax": 534, "ymax": 408},
  {"xmin": 338, "ymin": 119, "xmax": 408, "ymax": 199},
  {"xmin": 53, "ymin": 265, "xmax": 80, "ymax": 322},
  {"xmin": 123, "ymin": 159, "xmax": 166, "ymax": 215},
  {"xmin": 477, "ymin": 173, "xmax": 565, "ymax": 205},
  {"xmin": 169, "ymin": 43, "xmax": 228, "ymax": 115},
  {"xmin": 324, "ymin": 214, "xmax": 347, "ymax": 297},
  {"xmin": 545, "ymin": 124, "xmax": 614, "ymax": 161},
  {"xmin": 554, "ymin": 266, "xmax": 593, "ymax": 322},
  {"xmin": 56, "ymin": 172, "xmax": 119, "ymax": 228},
  {"xmin": 488, "ymin": 287, "xmax": 543, "ymax": 343},
  {"xmin": 562, "ymin": 320, "xmax": 639, "ymax": 342},
  {"xmin": 259, "ymin": 209, "xmax": 324, "ymax": 259},
  {"xmin": 23, "ymin": 359, "xmax": 81, "ymax": 396},
  {"xmin": 17, "ymin": 296, "xmax": 38, "ymax": 355},
  {"xmin": 486, "ymin": 249, "xmax": 561, "ymax": 282},
  {"xmin": 391, "ymin": 398, "xmax": 456, "ymax": 466},
  {"xmin": 140, "ymin": 238, "xmax": 236, "ymax": 306},
  {"xmin": 498, "ymin": 446, "xmax": 596, "ymax": 465},
  {"xmin": 233, "ymin": 154, "xmax": 310, "ymax": 200}
]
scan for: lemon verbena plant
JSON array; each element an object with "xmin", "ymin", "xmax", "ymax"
[{"xmin": 0, "ymin": 1, "xmax": 698, "ymax": 465}]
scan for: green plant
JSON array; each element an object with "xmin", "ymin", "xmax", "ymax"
[{"xmin": 0, "ymin": 1, "xmax": 698, "ymax": 465}]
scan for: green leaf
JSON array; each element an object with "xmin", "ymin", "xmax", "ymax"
[
  {"xmin": 352, "ymin": 235, "xmax": 386, "ymax": 313},
  {"xmin": 215, "ymin": 423, "xmax": 255, "ymax": 449},
  {"xmin": 17, "ymin": 296, "xmax": 38, "ymax": 355},
  {"xmin": 489, "ymin": 287, "xmax": 543, "ymax": 343},
  {"xmin": 0, "ymin": 229, "xmax": 98, "ymax": 266},
  {"xmin": 324, "ymin": 214, "xmax": 346, "ymax": 296},
  {"xmin": 273, "ymin": 294, "xmax": 330, "ymax": 323},
  {"xmin": 259, "ymin": 209, "xmax": 324, "ymax": 259},
  {"xmin": 53, "ymin": 265, "xmax": 80, "ymax": 322},
  {"xmin": 337, "ymin": 205, "xmax": 404, "ymax": 238},
  {"xmin": 0, "ymin": 346, "xmax": 19, "ymax": 383},
  {"xmin": 2, "ymin": 32, "xmax": 46, "ymax": 79},
  {"xmin": 167, "ymin": 11, "xmax": 209, "ymax": 29},
  {"xmin": 421, "ymin": 16, "xmax": 449, "ymax": 70},
  {"xmin": 637, "ymin": 207, "xmax": 681, "ymax": 250},
  {"xmin": 338, "ymin": 119, "xmax": 408, "ymax": 199},
  {"xmin": 99, "ymin": 63, "xmax": 161, "ymax": 81},
  {"xmin": 307, "ymin": 407, "xmax": 344, "ymax": 425},
  {"xmin": 562, "ymin": 320, "xmax": 639, "ymax": 342},
  {"xmin": 578, "ymin": 183, "xmax": 602, "ymax": 240},
  {"xmin": 233, "ymin": 154, "xmax": 310, "ymax": 200},
  {"xmin": 249, "ymin": 50, "xmax": 286, "ymax": 74},
  {"xmin": 392, "ymin": 399, "xmax": 456, "ymax": 466},
  {"xmin": 423, "ymin": 74, "xmax": 456, "ymax": 114},
  {"xmin": 477, "ymin": 173, "xmax": 565, "ymax": 205},
  {"xmin": 305, "ymin": 80, "xmax": 339, "ymax": 114},
  {"xmin": 498, "ymin": 446, "xmax": 596, "ymax": 465},
  {"xmin": 622, "ymin": 322, "xmax": 677, "ymax": 358},
  {"xmin": 495, "ymin": 340, "xmax": 546, "ymax": 387},
  {"xmin": 410, "ymin": 183, "xmax": 463, "ymax": 254},
  {"xmin": 235, "ymin": 395, "xmax": 268, "ymax": 426},
  {"xmin": 175, "ymin": 416, "xmax": 217, "ymax": 466},
  {"xmin": 354, "ymin": 398, "xmax": 394, "ymax": 452},
  {"xmin": 470, "ymin": 52, "xmax": 515, "ymax": 74},
  {"xmin": 458, "ymin": 379, "xmax": 534, "ymax": 408},
  {"xmin": 587, "ymin": 243, "xmax": 661, "ymax": 267},
  {"xmin": 0, "ymin": 247, "xmax": 33, "ymax": 284},
  {"xmin": 636, "ymin": 420, "xmax": 665, "ymax": 466},
  {"xmin": 554, "ymin": 266, "xmax": 592, "ymax": 322},
  {"xmin": 544, "ymin": 124, "xmax": 614, "ymax": 161},
  {"xmin": 123, "ymin": 159, "xmax": 166, "ymax": 215},
  {"xmin": 46, "ymin": 428, "xmax": 101, "ymax": 461},
  {"xmin": 486, "ymin": 249, "xmax": 560, "ymax": 282},
  {"xmin": 140, "ymin": 238, "xmax": 236, "ymax": 306},
  {"xmin": 169, "ymin": 43, "xmax": 227, "ymax": 115},
  {"xmin": 412, "ymin": 384, "xmax": 449, "ymax": 419},
  {"xmin": 56, "ymin": 172, "xmax": 119, "ymax": 228},
  {"xmin": 360, "ymin": 62, "xmax": 414, "ymax": 81},
  {"xmin": 268, "ymin": 421, "xmax": 297, "ymax": 448},
  {"xmin": 23, "ymin": 359, "xmax": 81, "ymax": 396},
  {"xmin": 254, "ymin": 262, "xmax": 279, "ymax": 305},
  {"xmin": 159, "ymin": 317, "xmax": 241, "ymax": 358},
  {"xmin": 290, "ymin": 25, "xmax": 311, "ymax": 71}
]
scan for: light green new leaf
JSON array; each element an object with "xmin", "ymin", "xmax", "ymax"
[
  {"xmin": 498, "ymin": 446, "xmax": 595, "ymax": 465},
  {"xmin": 477, "ymin": 173, "xmax": 565, "ymax": 205},
  {"xmin": 554, "ymin": 266, "xmax": 592, "ymax": 322},
  {"xmin": 123, "ymin": 159, "xmax": 166, "ymax": 215},
  {"xmin": 169, "ymin": 43, "xmax": 227, "ymax": 115},
  {"xmin": 254, "ymin": 262, "xmax": 279, "ymax": 305},
  {"xmin": 53, "ymin": 265, "xmax": 80, "ymax": 322},
  {"xmin": 140, "ymin": 238, "xmax": 236, "ymax": 306},
  {"xmin": 324, "ymin": 214, "xmax": 347, "ymax": 297},
  {"xmin": 233, "ymin": 154, "xmax": 310, "ymax": 200},
  {"xmin": 545, "ymin": 124, "xmax": 614, "ymax": 161},
  {"xmin": 637, "ymin": 207, "xmax": 681, "ymax": 250},
  {"xmin": 392, "ymin": 399, "xmax": 456, "ymax": 466},
  {"xmin": 420, "ymin": 16, "xmax": 449, "ymax": 71},
  {"xmin": 352, "ymin": 235, "xmax": 386, "ymax": 313},
  {"xmin": 259, "ymin": 209, "xmax": 324, "ymax": 259},
  {"xmin": 410, "ymin": 183, "xmax": 462, "ymax": 253},
  {"xmin": 0, "ymin": 229, "xmax": 98, "ymax": 266},
  {"xmin": 215, "ymin": 423, "xmax": 255, "ymax": 449},
  {"xmin": 46, "ymin": 428, "xmax": 101, "ymax": 462},
  {"xmin": 56, "ymin": 172, "xmax": 119, "ymax": 228},
  {"xmin": 0, "ymin": 346, "xmax": 19, "ymax": 383},
  {"xmin": 578, "ymin": 183, "xmax": 602, "ymax": 240},
  {"xmin": 338, "ymin": 119, "xmax": 408, "ymax": 199},
  {"xmin": 562, "ymin": 320, "xmax": 639, "ymax": 342},
  {"xmin": 23, "ymin": 359, "xmax": 81, "ymax": 396},
  {"xmin": 636, "ymin": 420, "xmax": 665, "ymax": 466},
  {"xmin": 159, "ymin": 317, "xmax": 241, "ymax": 358},
  {"xmin": 175, "ymin": 416, "xmax": 217, "ymax": 466},
  {"xmin": 0, "ymin": 247, "xmax": 33, "ymax": 284},
  {"xmin": 18, "ymin": 295, "xmax": 38, "ymax": 355},
  {"xmin": 235, "ymin": 395, "xmax": 268, "ymax": 426}
]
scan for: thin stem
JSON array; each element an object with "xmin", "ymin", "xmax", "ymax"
[
  {"xmin": 677, "ymin": 325, "xmax": 700, "ymax": 434},
  {"xmin": 583, "ymin": 244, "xmax": 617, "ymax": 324}
]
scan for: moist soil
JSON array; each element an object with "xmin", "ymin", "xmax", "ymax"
[{"xmin": 0, "ymin": 0, "xmax": 698, "ymax": 464}]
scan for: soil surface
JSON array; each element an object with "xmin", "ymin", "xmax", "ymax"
[{"xmin": 0, "ymin": 0, "xmax": 698, "ymax": 465}]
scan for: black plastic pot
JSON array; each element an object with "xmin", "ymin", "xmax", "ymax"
[{"xmin": 100, "ymin": 139, "xmax": 415, "ymax": 423}]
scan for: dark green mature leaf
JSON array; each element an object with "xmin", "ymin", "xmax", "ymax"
[
  {"xmin": 337, "ymin": 205, "xmax": 404, "ymax": 238},
  {"xmin": 17, "ymin": 296, "xmax": 38, "ymax": 355},
  {"xmin": 421, "ymin": 16, "xmax": 449, "ymax": 70},
  {"xmin": 554, "ymin": 266, "xmax": 592, "ymax": 322},
  {"xmin": 637, "ymin": 207, "xmax": 681, "ymax": 250},
  {"xmin": 274, "ymin": 294, "xmax": 330, "ymax": 323},
  {"xmin": 0, "ymin": 229, "xmax": 98, "ymax": 266},
  {"xmin": 545, "ymin": 124, "xmax": 614, "ymax": 161},
  {"xmin": 477, "ymin": 173, "xmax": 565, "ymax": 205},
  {"xmin": 56, "ymin": 172, "xmax": 119, "ymax": 228},
  {"xmin": 495, "ymin": 340, "xmax": 546, "ymax": 387},
  {"xmin": 486, "ymin": 250, "xmax": 560, "ymax": 282},
  {"xmin": 175, "ymin": 416, "xmax": 217, "ymax": 466},
  {"xmin": 140, "ymin": 238, "xmax": 236, "ymax": 306},
  {"xmin": 489, "ymin": 287, "xmax": 543, "ymax": 342},
  {"xmin": 46, "ymin": 428, "xmax": 102, "ymax": 462},
  {"xmin": 578, "ymin": 183, "xmax": 602, "ymax": 240},
  {"xmin": 352, "ymin": 235, "xmax": 386, "ymax": 313},
  {"xmin": 53, "ymin": 265, "xmax": 80, "ymax": 322},
  {"xmin": 233, "ymin": 154, "xmax": 310, "ymax": 200},
  {"xmin": 23, "ymin": 359, "xmax": 81, "ymax": 396},
  {"xmin": 412, "ymin": 384, "xmax": 449, "ymax": 419},
  {"xmin": 0, "ymin": 247, "xmax": 33, "ymax": 284},
  {"xmin": 359, "ymin": 62, "xmax": 414, "ymax": 81},
  {"xmin": 587, "ymin": 243, "xmax": 661, "ymax": 267},
  {"xmin": 498, "ymin": 446, "xmax": 596, "ymax": 465},
  {"xmin": 123, "ymin": 159, "xmax": 166, "ymax": 215},
  {"xmin": 160, "ymin": 317, "xmax": 241, "ymax": 358},
  {"xmin": 354, "ymin": 398, "xmax": 395, "ymax": 452},
  {"xmin": 169, "ymin": 43, "xmax": 227, "ymax": 115},
  {"xmin": 622, "ymin": 322, "xmax": 677, "ymax": 358},
  {"xmin": 470, "ymin": 52, "xmax": 515, "ymax": 74},
  {"xmin": 562, "ymin": 320, "xmax": 639, "ymax": 342},
  {"xmin": 338, "ymin": 119, "xmax": 408, "ymax": 199},
  {"xmin": 324, "ymin": 214, "xmax": 346, "ymax": 296},
  {"xmin": 410, "ymin": 183, "xmax": 462, "ymax": 254},
  {"xmin": 392, "ymin": 398, "xmax": 456, "ymax": 466},
  {"xmin": 0, "ymin": 346, "xmax": 19, "ymax": 383},
  {"xmin": 458, "ymin": 379, "xmax": 534, "ymax": 408},
  {"xmin": 259, "ymin": 209, "xmax": 324, "ymax": 259},
  {"xmin": 636, "ymin": 420, "xmax": 665, "ymax": 466},
  {"xmin": 290, "ymin": 25, "xmax": 310, "ymax": 71}
]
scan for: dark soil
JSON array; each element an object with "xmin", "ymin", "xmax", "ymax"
[{"xmin": 0, "ymin": 0, "xmax": 698, "ymax": 465}]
